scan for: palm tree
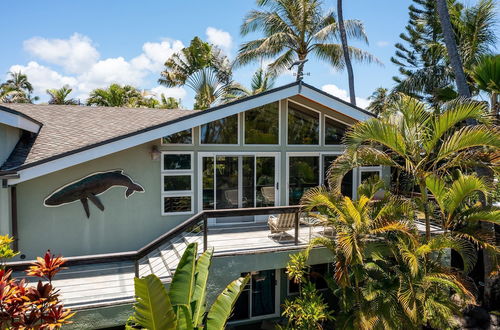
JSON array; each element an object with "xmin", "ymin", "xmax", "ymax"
[
  {"xmin": 46, "ymin": 86, "xmax": 78, "ymax": 105},
  {"xmin": 159, "ymin": 94, "xmax": 181, "ymax": 109},
  {"xmin": 223, "ymin": 67, "xmax": 276, "ymax": 102},
  {"xmin": 366, "ymin": 87, "xmax": 398, "ymax": 117},
  {"xmin": 328, "ymin": 96, "xmax": 499, "ymax": 241},
  {"xmin": 337, "ymin": 0, "xmax": 356, "ymax": 105},
  {"xmin": 86, "ymin": 84, "xmax": 141, "ymax": 107},
  {"xmin": 1, "ymin": 71, "xmax": 38, "ymax": 103},
  {"xmin": 236, "ymin": 0, "xmax": 378, "ymax": 79},
  {"xmin": 436, "ymin": 0, "xmax": 471, "ymax": 98},
  {"xmin": 159, "ymin": 37, "xmax": 243, "ymax": 110},
  {"xmin": 471, "ymin": 55, "xmax": 500, "ymax": 118}
]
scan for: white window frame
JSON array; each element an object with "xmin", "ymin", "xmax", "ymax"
[
  {"xmin": 242, "ymin": 101, "xmax": 281, "ymax": 146},
  {"xmin": 358, "ymin": 166, "xmax": 383, "ymax": 184},
  {"xmin": 161, "ymin": 152, "xmax": 194, "ymax": 216},
  {"xmin": 228, "ymin": 269, "xmax": 281, "ymax": 325},
  {"xmin": 286, "ymin": 99, "xmax": 322, "ymax": 147},
  {"xmin": 198, "ymin": 113, "xmax": 241, "ymax": 146},
  {"xmin": 160, "ymin": 128, "xmax": 194, "ymax": 146},
  {"xmin": 323, "ymin": 114, "xmax": 351, "ymax": 147}
]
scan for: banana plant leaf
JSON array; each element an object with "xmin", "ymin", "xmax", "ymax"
[
  {"xmin": 169, "ymin": 243, "xmax": 197, "ymax": 306},
  {"xmin": 192, "ymin": 248, "xmax": 214, "ymax": 327},
  {"xmin": 176, "ymin": 304, "xmax": 195, "ymax": 330},
  {"xmin": 132, "ymin": 275, "xmax": 177, "ymax": 330}
]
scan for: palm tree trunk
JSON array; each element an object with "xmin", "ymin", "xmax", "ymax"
[
  {"xmin": 337, "ymin": 0, "xmax": 356, "ymax": 105},
  {"xmin": 418, "ymin": 180, "xmax": 431, "ymax": 242},
  {"xmin": 436, "ymin": 0, "xmax": 471, "ymax": 98}
]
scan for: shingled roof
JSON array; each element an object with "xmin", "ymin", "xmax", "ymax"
[{"xmin": 0, "ymin": 104, "xmax": 194, "ymax": 171}]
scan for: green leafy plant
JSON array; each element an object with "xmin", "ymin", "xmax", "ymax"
[
  {"xmin": 0, "ymin": 235, "xmax": 18, "ymax": 266},
  {"xmin": 127, "ymin": 242, "xmax": 249, "ymax": 330}
]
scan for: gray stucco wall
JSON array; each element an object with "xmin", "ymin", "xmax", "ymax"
[{"xmin": 0, "ymin": 123, "xmax": 21, "ymax": 166}]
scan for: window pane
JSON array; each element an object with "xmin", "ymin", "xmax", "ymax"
[
  {"xmin": 251, "ymin": 269, "xmax": 276, "ymax": 317},
  {"xmin": 324, "ymin": 117, "xmax": 347, "ymax": 145},
  {"xmin": 361, "ymin": 171, "xmax": 380, "ymax": 183},
  {"xmin": 163, "ymin": 175, "xmax": 191, "ymax": 191},
  {"xmin": 289, "ymin": 156, "xmax": 319, "ymax": 205},
  {"xmin": 242, "ymin": 156, "xmax": 255, "ymax": 207},
  {"xmin": 200, "ymin": 114, "xmax": 238, "ymax": 144},
  {"xmin": 202, "ymin": 157, "xmax": 214, "ymax": 210},
  {"xmin": 162, "ymin": 129, "xmax": 192, "ymax": 144},
  {"xmin": 163, "ymin": 154, "xmax": 191, "ymax": 170},
  {"xmin": 323, "ymin": 155, "xmax": 353, "ymax": 197},
  {"xmin": 244, "ymin": 102, "xmax": 279, "ymax": 144},
  {"xmin": 256, "ymin": 157, "xmax": 275, "ymax": 207},
  {"xmin": 288, "ymin": 103, "xmax": 319, "ymax": 145},
  {"xmin": 215, "ymin": 156, "xmax": 239, "ymax": 209},
  {"xmin": 163, "ymin": 196, "xmax": 191, "ymax": 213}
]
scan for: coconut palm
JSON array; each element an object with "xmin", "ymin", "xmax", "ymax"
[
  {"xmin": 337, "ymin": 0, "xmax": 356, "ymax": 105},
  {"xmin": 236, "ymin": 0, "xmax": 378, "ymax": 79},
  {"xmin": 46, "ymin": 86, "xmax": 78, "ymax": 105},
  {"xmin": 0, "ymin": 71, "xmax": 38, "ymax": 103},
  {"xmin": 471, "ymin": 55, "xmax": 500, "ymax": 118},
  {"xmin": 328, "ymin": 96, "xmax": 500, "ymax": 241},
  {"xmin": 223, "ymin": 67, "xmax": 276, "ymax": 103},
  {"xmin": 366, "ymin": 87, "xmax": 399, "ymax": 118},
  {"xmin": 86, "ymin": 84, "xmax": 142, "ymax": 107}
]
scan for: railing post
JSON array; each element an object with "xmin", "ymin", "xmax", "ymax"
[
  {"xmin": 134, "ymin": 258, "xmax": 139, "ymax": 278},
  {"xmin": 294, "ymin": 211, "xmax": 299, "ymax": 245},
  {"xmin": 203, "ymin": 213, "xmax": 208, "ymax": 251}
]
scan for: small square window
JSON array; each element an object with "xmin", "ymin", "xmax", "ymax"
[
  {"xmin": 163, "ymin": 175, "xmax": 191, "ymax": 191},
  {"xmin": 163, "ymin": 154, "xmax": 191, "ymax": 170},
  {"xmin": 163, "ymin": 196, "xmax": 192, "ymax": 213}
]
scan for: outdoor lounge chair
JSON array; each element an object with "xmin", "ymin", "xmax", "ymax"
[
  {"xmin": 268, "ymin": 213, "xmax": 295, "ymax": 241},
  {"xmin": 224, "ymin": 189, "xmax": 239, "ymax": 208}
]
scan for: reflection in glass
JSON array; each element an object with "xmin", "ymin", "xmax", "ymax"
[
  {"xmin": 200, "ymin": 114, "xmax": 238, "ymax": 144},
  {"xmin": 245, "ymin": 102, "xmax": 279, "ymax": 144},
  {"xmin": 242, "ymin": 156, "xmax": 255, "ymax": 208},
  {"xmin": 162, "ymin": 129, "xmax": 192, "ymax": 144},
  {"xmin": 163, "ymin": 154, "xmax": 191, "ymax": 170},
  {"xmin": 163, "ymin": 196, "xmax": 191, "ymax": 213},
  {"xmin": 202, "ymin": 157, "xmax": 214, "ymax": 210},
  {"xmin": 323, "ymin": 155, "xmax": 353, "ymax": 198},
  {"xmin": 361, "ymin": 171, "xmax": 380, "ymax": 183},
  {"xmin": 288, "ymin": 103, "xmax": 319, "ymax": 145},
  {"xmin": 163, "ymin": 175, "xmax": 191, "ymax": 191},
  {"xmin": 324, "ymin": 117, "xmax": 347, "ymax": 145},
  {"xmin": 251, "ymin": 270, "xmax": 275, "ymax": 317},
  {"xmin": 215, "ymin": 156, "xmax": 239, "ymax": 209},
  {"xmin": 289, "ymin": 156, "xmax": 319, "ymax": 205},
  {"xmin": 256, "ymin": 157, "xmax": 275, "ymax": 207}
]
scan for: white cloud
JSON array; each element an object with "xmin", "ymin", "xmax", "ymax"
[
  {"xmin": 321, "ymin": 84, "xmax": 370, "ymax": 109},
  {"xmin": 150, "ymin": 86, "xmax": 187, "ymax": 101},
  {"xmin": 376, "ymin": 41, "xmax": 390, "ymax": 47},
  {"xmin": 8, "ymin": 61, "xmax": 78, "ymax": 94},
  {"xmin": 205, "ymin": 27, "xmax": 232, "ymax": 54},
  {"xmin": 23, "ymin": 33, "xmax": 99, "ymax": 74},
  {"xmin": 131, "ymin": 40, "xmax": 184, "ymax": 73}
]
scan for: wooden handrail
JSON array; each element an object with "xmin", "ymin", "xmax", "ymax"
[{"xmin": 5, "ymin": 205, "xmax": 302, "ymax": 271}]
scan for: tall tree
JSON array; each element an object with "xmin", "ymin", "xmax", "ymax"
[
  {"xmin": 471, "ymin": 54, "xmax": 500, "ymax": 118},
  {"xmin": 436, "ymin": 0, "xmax": 471, "ymax": 98},
  {"xmin": 86, "ymin": 84, "xmax": 141, "ymax": 107},
  {"xmin": 0, "ymin": 71, "xmax": 38, "ymax": 103},
  {"xmin": 236, "ymin": 0, "xmax": 378, "ymax": 80},
  {"xmin": 46, "ymin": 86, "xmax": 78, "ymax": 105},
  {"xmin": 337, "ymin": 0, "xmax": 356, "ymax": 105},
  {"xmin": 366, "ymin": 87, "xmax": 398, "ymax": 117}
]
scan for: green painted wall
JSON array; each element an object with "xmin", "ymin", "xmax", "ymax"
[
  {"xmin": 0, "ymin": 187, "xmax": 11, "ymax": 236},
  {"xmin": 0, "ymin": 123, "xmax": 21, "ymax": 166}
]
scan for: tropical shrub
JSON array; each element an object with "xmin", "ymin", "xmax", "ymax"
[
  {"xmin": 0, "ymin": 250, "xmax": 74, "ymax": 328},
  {"xmin": 127, "ymin": 242, "xmax": 249, "ymax": 330},
  {"xmin": 0, "ymin": 235, "xmax": 18, "ymax": 266}
]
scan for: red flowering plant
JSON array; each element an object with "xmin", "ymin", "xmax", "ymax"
[{"xmin": 0, "ymin": 250, "xmax": 74, "ymax": 329}]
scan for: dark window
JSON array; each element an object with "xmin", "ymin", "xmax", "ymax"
[
  {"xmin": 245, "ymin": 102, "xmax": 279, "ymax": 144},
  {"xmin": 162, "ymin": 129, "xmax": 192, "ymax": 144},
  {"xmin": 163, "ymin": 154, "xmax": 191, "ymax": 170},
  {"xmin": 200, "ymin": 114, "xmax": 238, "ymax": 144},
  {"xmin": 323, "ymin": 155, "xmax": 353, "ymax": 198},
  {"xmin": 202, "ymin": 157, "xmax": 214, "ymax": 210},
  {"xmin": 288, "ymin": 264, "xmax": 329, "ymax": 294},
  {"xmin": 289, "ymin": 156, "xmax": 319, "ymax": 205},
  {"xmin": 324, "ymin": 117, "xmax": 347, "ymax": 145},
  {"xmin": 288, "ymin": 103, "xmax": 319, "ymax": 145},
  {"xmin": 163, "ymin": 175, "xmax": 191, "ymax": 191},
  {"xmin": 163, "ymin": 196, "xmax": 191, "ymax": 213},
  {"xmin": 361, "ymin": 171, "xmax": 380, "ymax": 183}
]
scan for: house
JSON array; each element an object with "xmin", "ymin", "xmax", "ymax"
[{"xmin": 0, "ymin": 81, "xmax": 384, "ymax": 328}]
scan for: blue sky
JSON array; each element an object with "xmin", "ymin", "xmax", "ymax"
[{"xmin": 0, "ymin": 0, "xmax": 446, "ymax": 108}]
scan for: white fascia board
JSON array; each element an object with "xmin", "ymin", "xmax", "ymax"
[
  {"xmin": 8, "ymin": 84, "xmax": 299, "ymax": 185},
  {"xmin": 299, "ymin": 85, "xmax": 373, "ymax": 122},
  {"xmin": 0, "ymin": 111, "xmax": 40, "ymax": 133}
]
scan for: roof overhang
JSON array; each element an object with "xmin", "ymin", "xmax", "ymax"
[
  {"xmin": 4, "ymin": 82, "xmax": 373, "ymax": 185},
  {"xmin": 0, "ymin": 106, "xmax": 42, "ymax": 133}
]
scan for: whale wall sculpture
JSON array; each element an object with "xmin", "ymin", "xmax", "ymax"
[{"xmin": 44, "ymin": 170, "xmax": 145, "ymax": 218}]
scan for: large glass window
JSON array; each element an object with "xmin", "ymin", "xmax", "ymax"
[
  {"xmin": 289, "ymin": 156, "xmax": 319, "ymax": 205},
  {"xmin": 244, "ymin": 102, "xmax": 279, "ymax": 144},
  {"xmin": 323, "ymin": 155, "xmax": 353, "ymax": 198},
  {"xmin": 162, "ymin": 153, "xmax": 193, "ymax": 214},
  {"xmin": 161, "ymin": 129, "xmax": 192, "ymax": 144},
  {"xmin": 324, "ymin": 117, "xmax": 347, "ymax": 145},
  {"xmin": 200, "ymin": 114, "xmax": 238, "ymax": 144},
  {"xmin": 288, "ymin": 103, "xmax": 319, "ymax": 145}
]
